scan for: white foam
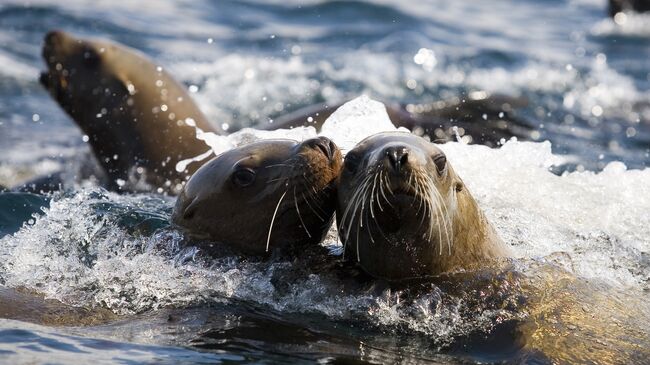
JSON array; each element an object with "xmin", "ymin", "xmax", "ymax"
[{"xmin": 320, "ymin": 95, "xmax": 406, "ymax": 152}]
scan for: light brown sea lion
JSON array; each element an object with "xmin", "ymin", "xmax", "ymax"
[
  {"xmin": 172, "ymin": 137, "xmax": 342, "ymax": 254},
  {"xmin": 40, "ymin": 30, "xmax": 221, "ymax": 194},
  {"xmin": 336, "ymin": 131, "xmax": 508, "ymax": 281}
]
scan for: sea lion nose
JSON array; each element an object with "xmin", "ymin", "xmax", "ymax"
[
  {"xmin": 44, "ymin": 30, "xmax": 64, "ymax": 46},
  {"xmin": 384, "ymin": 146, "xmax": 409, "ymax": 173},
  {"xmin": 306, "ymin": 137, "xmax": 337, "ymax": 161}
]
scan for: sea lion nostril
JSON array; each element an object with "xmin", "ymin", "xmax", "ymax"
[
  {"xmin": 307, "ymin": 137, "xmax": 335, "ymax": 160},
  {"xmin": 385, "ymin": 146, "xmax": 409, "ymax": 172},
  {"xmin": 328, "ymin": 140, "xmax": 337, "ymax": 159}
]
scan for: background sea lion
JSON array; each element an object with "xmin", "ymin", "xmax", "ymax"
[
  {"xmin": 336, "ymin": 132, "xmax": 508, "ymax": 281},
  {"xmin": 40, "ymin": 30, "xmax": 221, "ymax": 194},
  {"xmin": 609, "ymin": 0, "xmax": 650, "ymax": 16},
  {"xmin": 264, "ymin": 94, "xmax": 533, "ymax": 147},
  {"xmin": 172, "ymin": 137, "xmax": 342, "ymax": 254}
]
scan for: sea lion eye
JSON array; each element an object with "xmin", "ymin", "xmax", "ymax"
[
  {"xmin": 433, "ymin": 154, "xmax": 446, "ymax": 175},
  {"xmin": 82, "ymin": 48, "xmax": 100, "ymax": 68},
  {"xmin": 343, "ymin": 152, "xmax": 360, "ymax": 173},
  {"xmin": 232, "ymin": 168, "xmax": 256, "ymax": 187}
]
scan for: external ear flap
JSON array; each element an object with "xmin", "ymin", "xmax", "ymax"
[{"xmin": 182, "ymin": 197, "xmax": 200, "ymax": 220}]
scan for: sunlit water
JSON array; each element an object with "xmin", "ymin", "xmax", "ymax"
[{"xmin": 0, "ymin": 0, "xmax": 649, "ymax": 364}]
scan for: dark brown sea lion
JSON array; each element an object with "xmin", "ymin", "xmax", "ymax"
[
  {"xmin": 609, "ymin": 0, "xmax": 650, "ymax": 16},
  {"xmin": 172, "ymin": 137, "xmax": 342, "ymax": 254},
  {"xmin": 264, "ymin": 94, "xmax": 532, "ymax": 147},
  {"xmin": 336, "ymin": 132, "xmax": 508, "ymax": 281},
  {"xmin": 40, "ymin": 30, "xmax": 221, "ymax": 194}
]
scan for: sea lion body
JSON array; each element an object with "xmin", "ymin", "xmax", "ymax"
[
  {"xmin": 40, "ymin": 30, "xmax": 220, "ymax": 194},
  {"xmin": 172, "ymin": 137, "xmax": 342, "ymax": 254},
  {"xmin": 336, "ymin": 132, "xmax": 507, "ymax": 281}
]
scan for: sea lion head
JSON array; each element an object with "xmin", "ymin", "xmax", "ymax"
[
  {"xmin": 39, "ymin": 30, "xmax": 217, "ymax": 192},
  {"xmin": 172, "ymin": 137, "xmax": 342, "ymax": 254},
  {"xmin": 40, "ymin": 30, "xmax": 130, "ymax": 128},
  {"xmin": 337, "ymin": 131, "xmax": 505, "ymax": 281}
]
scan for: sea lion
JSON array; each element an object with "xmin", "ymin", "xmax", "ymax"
[
  {"xmin": 609, "ymin": 0, "xmax": 650, "ymax": 16},
  {"xmin": 264, "ymin": 94, "xmax": 533, "ymax": 147},
  {"xmin": 336, "ymin": 132, "xmax": 507, "ymax": 281},
  {"xmin": 172, "ymin": 137, "xmax": 342, "ymax": 254},
  {"xmin": 40, "ymin": 30, "xmax": 221, "ymax": 194}
]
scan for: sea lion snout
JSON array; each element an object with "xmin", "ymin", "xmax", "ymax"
[
  {"xmin": 42, "ymin": 30, "xmax": 66, "ymax": 63},
  {"xmin": 302, "ymin": 137, "xmax": 338, "ymax": 162},
  {"xmin": 384, "ymin": 145, "xmax": 410, "ymax": 174}
]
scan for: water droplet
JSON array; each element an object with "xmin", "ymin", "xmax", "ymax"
[
  {"xmin": 591, "ymin": 105, "xmax": 603, "ymax": 117},
  {"xmin": 406, "ymin": 79, "xmax": 417, "ymax": 89},
  {"xmin": 614, "ymin": 12, "xmax": 627, "ymax": 25},
  {"xmin": 626, "ymin": 127, "xmax": 637, "ymax": 138},
  {"xmin": 413, "ymin": 48, "xmax": 437, "ymax": 71}
]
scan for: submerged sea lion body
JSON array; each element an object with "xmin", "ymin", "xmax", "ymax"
[
  {"xmin": 40, "ymin": 30, "xmax": 220, "ymax": 194},
  {"xmin": 172, "ymin": 137, "xmax": 342, "ymax": 254},
  {"xmin": 336, "ymin": 132, "xmax": 507, "ymax": 281}
]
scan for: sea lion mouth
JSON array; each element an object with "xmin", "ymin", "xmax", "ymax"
[{"xmin": 39, "ymin": 71, "xmax": 50, "ymax": 88}]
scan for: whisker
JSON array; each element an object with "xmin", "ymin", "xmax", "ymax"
[
  {"xmin": 302, "ymin": 192, "xmax": 325, "ymax": 221},
  {"xmin": 266, "ymin": 190, "xmax": 288, "ymax": 252},
  {"xmin": 294, "ymin": 187, "xmax": 311, "ymax": 238}
]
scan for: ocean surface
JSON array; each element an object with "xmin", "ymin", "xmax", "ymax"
[{"xmin": 0, "ymin": 0, "xmax": 649, "ymax": 364}]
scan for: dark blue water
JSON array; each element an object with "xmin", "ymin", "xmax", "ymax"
[{"xmin": 1, "ymin": 0, "xmax": 649, "ymax": 364}]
